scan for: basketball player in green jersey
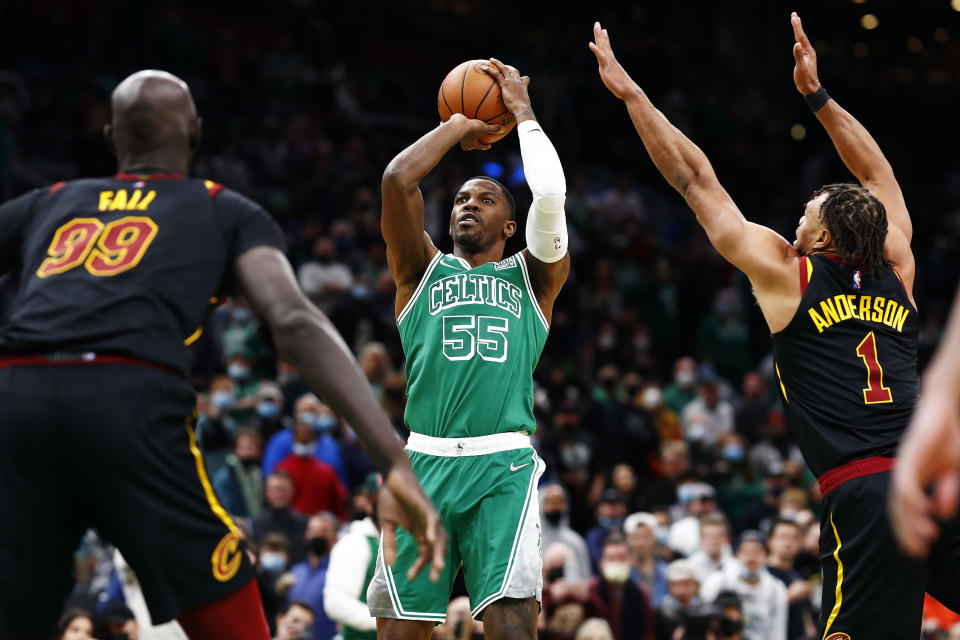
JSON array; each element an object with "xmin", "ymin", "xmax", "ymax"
[{"xmin": 367, "ymin": 59, "xmax": 570, "ymax": 640}]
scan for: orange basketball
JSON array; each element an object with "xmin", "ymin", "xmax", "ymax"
[{"xmin": 438, "ymin": 59, "xmax": 516, "ymax": 144}]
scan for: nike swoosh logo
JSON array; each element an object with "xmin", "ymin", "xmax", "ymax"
[{"xmin": 510, "ymin": 462, "xmax": 530, "ymax": 472}]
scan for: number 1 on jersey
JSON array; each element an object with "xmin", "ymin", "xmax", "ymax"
[{"xmin": 856, "ymin": 331, "xmax": 893, "ymax": 404}]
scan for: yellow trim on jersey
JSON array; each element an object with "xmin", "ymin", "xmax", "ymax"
[
  {"xmin": 822, "ymin": 513, "xmax": 845, "ymax": 639},
  {"xmin": 775, "ymin": 362, "xmax": 788, "ymax": 404},
  {"xmin": 806, "ymin": 256, "xmax": 814, "ymax": 282},
  {"xmin": 185, "ymin": 417, "xmax": 240, "ymax": 538},
  {"xmin": 184, "ymin": 327, "xmax": 204, "ymax": 346}
]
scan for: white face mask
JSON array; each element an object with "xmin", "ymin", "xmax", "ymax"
[
  {"xmin": 675, "ymin": 370, "xmax": 696, "ymax": 389},
  {"xmin": 602, "ymin": 561, "xmax": 631, "ymax": 584},
  {"xmin": 642, "ymin": 387, "xmax": 663, "ymax": 409}
]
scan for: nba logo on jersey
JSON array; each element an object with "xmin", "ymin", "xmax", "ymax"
[{"xmin": 853, "ymin": 270, "xmax": 862, "ymax": 289}]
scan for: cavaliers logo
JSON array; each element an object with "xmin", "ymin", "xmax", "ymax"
[
  {"xmin": 825, "ymin": 633, "xmax": 851, "ymax": 640},
  {"xmin": 211, "ymin": 531, "xmax": 242, "ymax": 582}
]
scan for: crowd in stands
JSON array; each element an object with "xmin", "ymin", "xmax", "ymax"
[{"xmin": 2, "ymin": 2, "xmax": 960, "ymax": 639}]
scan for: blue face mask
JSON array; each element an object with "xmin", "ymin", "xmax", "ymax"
[
  {"xmin": 598, "ymin": 516, "xmax": 624, "ymax": 530},
  {"xmin": 227, "ymin": 364, "xmax": 251, "ymax": 380},
  {"xmin": 232, "ymin": 308, "xmax": 253, "ymax": 324},
  {"xmin": 257, "ymin": 401, "xmax": 280, "ymax": 419},
  {"xmin": 292, "ymin": 442, "xmax": 317, "ymax": 457},
  {"xmin": 211, "ymin": 390, "xmax": 235, "ymax": 410},
  {"xmin": 723, "ymin": 444, "xmax": 745, "ymax": 462},
  {"xmin": 297, "ymin": 411, "xmax": 319, "ymax": 428},
  {"xmin": 315, "ymin": 414, "xmax": 336, "ymax": 432},
  {"xmin": 260, "ymin": 552, "xmax": 286, "ymax": 572}
]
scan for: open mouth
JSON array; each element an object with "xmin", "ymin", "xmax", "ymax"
[{"xmin": 458, "ymin": 213, "xmax": 481, "ymax": 226}]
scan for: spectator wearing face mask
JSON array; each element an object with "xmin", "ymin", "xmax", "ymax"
[
  {"xmin": 668, "ymin": 482, "xmax": 718, "ymax": 557},
  {"xmin": 263, "ymin": 393, "xmax": 348, "ymax": 487},
  {"xmin": 212, "ymin": 427, "xmax": 264, "ymax": 519},
  {"xmin": 641, "ymin": 383, "xmax": 681, "ymax": 444},
  {"xmin": 586, "ymin": 489, "xmax": 629, "ymax": 570},
  {"xmin": 258, "ymin": 533, "xmax": 292, "ymax": 631},
  {"xmin": 663, "ymin": 357, "xmax": 699, "ymax": 416},
  {"xmin": 624, "ymin": 512, "xmax": 668, "ymax": 607},
  {"xmin": 287, "ymin": 513, "xmax": 340, "ymax": 640},
  {"xmin": 253, "ymin": 471, "xmax": 309, "ymax": 564},
  {"xmin": 275, "ymin": 412, "xmax": 347, "ymax": 519},
  {"xmin": 253, "ymin": 382, "xmax": 287, "ymax": 442},
  {"xmin": 195, "ymin": 375, "xmax": 242, "ymax": 474},
  {"xmin": 541, "ymin": 483, "xmax": 592, "ymax": 582},
  {"xmin": 701, "ymin": 531, "xmax": 786, "ymax": 640},
  {"xmin": 587, "ymin": 533, "xmax": 655, "ymax": 640}
]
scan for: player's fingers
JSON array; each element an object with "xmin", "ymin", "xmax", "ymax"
[
  {"xmin": 406, "ymin": 541, "xmax": 430, "ymax": 580},
  {"xmin": 488, "ymin": 58, "xmax": 508, "ymax": 75},
  {"xmin": 522, "ymin": 76, "xmax": 531, "ymax": 87},
  {"xmin": 793, "ymin": 42, "xmax": 804, "ymax": 64},
  {"xmin": 484, "ymin": 124, "xmax": 505, "ymax": 135},
  {"xmin": 588, "ymin": 41, "xmax": 603, "ymax": 62},
  {"xmin": 793, "ymin": 14, "xmax": 813, "ymax": 49},
  {"xmin": 933, "ymin": 472, "xmax": 960, "ymax": 520},
  {"xmin": 480, "ymin": 64, "xmax": 503, "ymax": 80},
  {"xmin": 382, "ymin": 521, "xmax": 398, "ymax": 567},
  {"xmin": 790, "ymin": 12, "xmax": 802, "ymax": 43}
]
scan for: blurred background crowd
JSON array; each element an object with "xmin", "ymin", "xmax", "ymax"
[{"xmin": 2, "ymin": 1, "xmax": 960, "ymax": 639}]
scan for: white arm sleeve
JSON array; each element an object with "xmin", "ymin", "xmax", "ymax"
[
  {"xmin": 322, "ymin": 534, "xmax": 378, "ymax": 631},
  {"xmin": 519, "ymin": 120, "xmax": 568, "ymax": 263}
]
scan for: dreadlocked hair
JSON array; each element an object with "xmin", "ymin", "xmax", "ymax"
[{"xmin": 812, "ymin": 183, "xmax": 888, "ymax": 275}]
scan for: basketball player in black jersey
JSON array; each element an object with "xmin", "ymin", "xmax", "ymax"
[
  {"xmin": 0, "ymin": 70, "xmax": 445, "ymax": 640},
  {"xmin": 591, "ymin": 13, "xmax": 959, "ymax": 639}
]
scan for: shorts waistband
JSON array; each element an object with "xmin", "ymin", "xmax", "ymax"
[
  {"xmin": 0, "ymin": 352, "xmax": 183, "ymax": 378},
  {"xmin": 405, "ymin": 431, "xmax": 531, "ymax": 457},
  {"xmin": 818, "ymin": 456, "xmax": 896, "ymax": 498}
]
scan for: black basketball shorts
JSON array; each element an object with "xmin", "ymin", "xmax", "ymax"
[{"xmin": 0, "ymin": 359, "xmax": 253, "ymax": 638}]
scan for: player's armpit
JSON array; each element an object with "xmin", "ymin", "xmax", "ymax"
[
  {"xmin": 521, "ymin": 249, "xmax": 570, "ymax": 325},
  {"xmin": 685, "ymin": 178, "xmax": 798, "ymax": 290}
]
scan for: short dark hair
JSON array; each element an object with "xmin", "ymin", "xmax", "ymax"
[
  {"xmin": 58, "ymin": 609, "xmax": 93, "ymax": 635},
  {"xmin": 466, "ymin": 175, "xmax": 516, "ymax": 220},
  {"xmin": 603, "ymin": 530, "xmax": 629, "ymax": 549},
  {"xmin": 812, "ymin": 183, "xmax": 888, "ymax": 275},
  {"xmin": 768, "ymin": 518, "xmax": 803, "ymax": 538},
  {"xmin": 281, "ymin": 600, "xmax": 316, "ymax": 617}
]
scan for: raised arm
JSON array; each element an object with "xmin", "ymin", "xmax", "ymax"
[
  {"xmin": 792, "ymin": 13, "xmax": 915, "ymax": 286},
  {"xmin": 234, "ymin": 246, "xmax": 445, "ymax": 581},
  {"xmin": 589, "ymin": 23, "xmax": 797, "ymax": 329},
  {"xmin": 381, "ymin": 115, "xmax": 502, "ymax": 310},
  {"xmin": 482, "ymin": 59, "xmax": 571, "ymax": 320}
]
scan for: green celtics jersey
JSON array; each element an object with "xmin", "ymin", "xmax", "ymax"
[{"xmin": 397, "ymin": 251, "xmax": 549, "ymax": 438}]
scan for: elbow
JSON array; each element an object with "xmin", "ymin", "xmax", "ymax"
[
  {"xmin": 270, "ymin": 305, "xmax": 325, "ymax": 361},
  {"xmin": 534, "ymin": 192, "xmax": 566, "ymax": 215},
  {"xmin": 382, "ymin": 161, "xmax": 415, "ymax": 190}
]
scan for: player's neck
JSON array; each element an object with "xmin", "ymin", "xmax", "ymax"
[
  {"xmin": 117, "ymin": 152, "xmax": 189, "ymax": 177},
  {"xmin": 452, "ymin": 244, "xmax": 504, "ymax": 268}
]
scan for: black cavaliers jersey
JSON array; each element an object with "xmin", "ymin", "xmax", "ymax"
[
  {"xmin": 771, "ymin": 253, "xmax": 919, "ymax": 476},
  {"xmin": 0, "ymin": 173, "xmax": 285, "ymax": 374}
]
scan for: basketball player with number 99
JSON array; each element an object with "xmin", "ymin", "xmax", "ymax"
[{"xmin": 591, "ymin": 13, "xmax": 960, "ymax": 640}]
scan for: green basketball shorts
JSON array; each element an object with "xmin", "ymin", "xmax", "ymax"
[{"xmin": 367, "ymin": 431, "xmax": 545, "ymax": 621}]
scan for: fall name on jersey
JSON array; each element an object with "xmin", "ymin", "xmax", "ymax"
[
  {"xmin": 807, "ymin": 293, "xmax": 910, "ymax": 334},
  {"xmin": 428, "ymin": 273, "xmax": 523, "ymax": 318}
]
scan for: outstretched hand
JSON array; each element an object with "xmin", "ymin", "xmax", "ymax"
[
  {"xmin": 791, "ymin": 12, "xmax": 821, "ymax": 95},
  {"xmin": 890, "ymin": 389, "xmax": 960, "ymax": 558},
  {"xmin": 588, "ymin": 22, "xmax": 638, "ymax": 100},
  {"xmin": 481, "ymin": 59, "xmax": 535, "ymax": 123},
  {"xmin": 378, "ymin": 463, "xmax": 447, "ymax": 581}
]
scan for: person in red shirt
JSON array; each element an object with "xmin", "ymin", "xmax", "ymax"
[{"xmin": 277, "ymin": 416, "xmax": 347, "ymax": 519}]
